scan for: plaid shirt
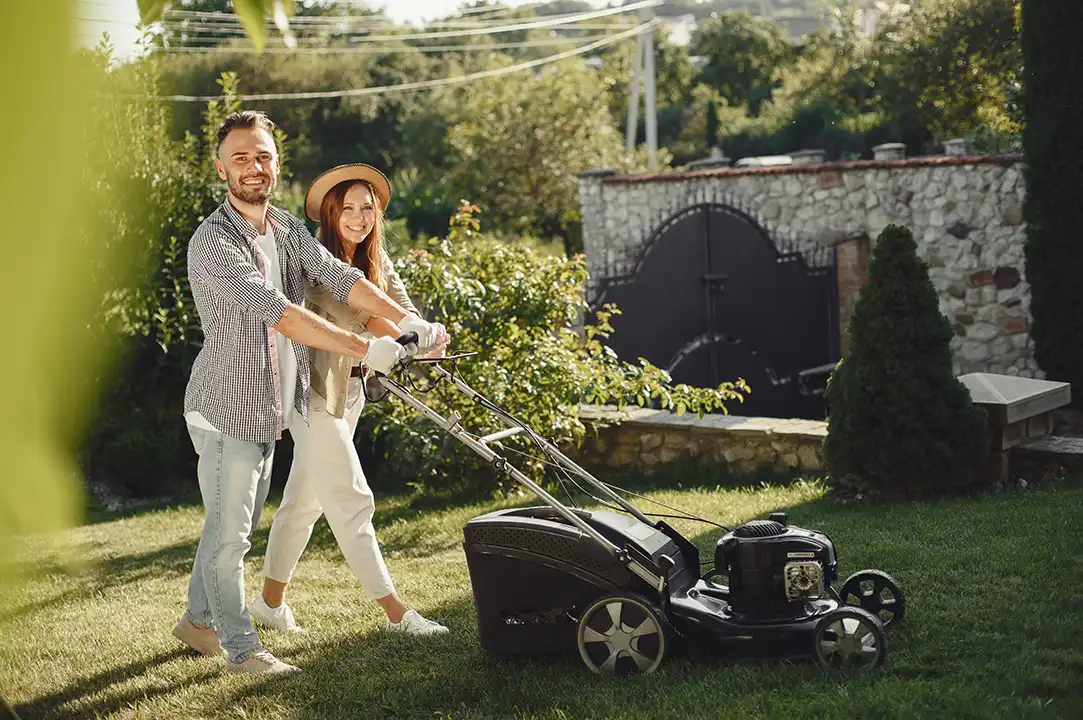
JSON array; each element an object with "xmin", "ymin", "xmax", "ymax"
[{"xmin": 184, "ymin": 199, "xmax": 363, "ymax": 443}]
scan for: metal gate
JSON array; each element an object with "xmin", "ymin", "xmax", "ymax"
[{"xmin": 592, "ymin": 204, "xmax": 839, "ymax": 420}]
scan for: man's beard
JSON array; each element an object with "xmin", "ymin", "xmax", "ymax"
[{"xmin": 227, "ymin": 171, "xmax": 276, "ymax": 204}]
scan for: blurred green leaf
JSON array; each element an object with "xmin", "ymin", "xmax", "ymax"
[
  {"xmin": 233, "ymin": 0, "xmax": 269, "ymax": 52},
  {"xmin": 137, "ymin": 0, "xmax": 169, "ymax": 25}
]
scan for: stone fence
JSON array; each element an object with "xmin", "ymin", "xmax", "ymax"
[
  {"xmin": 578, "ymin": 154, "xmax": 1036, "ymax": 379},
  {"xmin": 574, "ymin": 405, "xmax": 827, "ymax": 474}
]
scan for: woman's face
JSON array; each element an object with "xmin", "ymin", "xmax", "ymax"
[{"xmin": 337, "ymin": 182, "xmax": 376, "ymax": 248}]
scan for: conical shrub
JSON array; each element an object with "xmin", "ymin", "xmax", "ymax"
[{"xmin": 823, "ymin": 224, "xmax": 990, "ymax": 498}]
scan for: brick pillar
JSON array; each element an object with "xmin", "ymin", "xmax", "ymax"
[{"xmin": 835, "ymin": 233, "xmax": 871, "ymax": 357}]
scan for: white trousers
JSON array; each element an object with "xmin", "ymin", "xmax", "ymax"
[{"xmin": 263, "ymin": 376, "xmax": 395, "ymax": 601}]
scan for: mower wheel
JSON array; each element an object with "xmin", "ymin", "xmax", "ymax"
[
  {"xmin": 812, "ymin": 607, "xmax": 886, "ymax": 671},
  {"xmin": 839, "ymin": 569, "xmax": 905, "ymax": 628},
  {"xmin": 576, "ymin": 592, "xmax": 668, "ymax": 677}
]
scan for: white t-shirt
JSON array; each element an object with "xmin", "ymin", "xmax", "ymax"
[{"xmin": 186, "ymin": 224, "xmax": 299, "ymax": 434}]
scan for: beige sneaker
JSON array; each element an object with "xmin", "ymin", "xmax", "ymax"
[
  {"xmin": 172, "ymin": 616, "xmax": 227, "ymax": 658},
  {"xmin": 226, "ymin": 650, "xmax": 301, "ymax": 675}
]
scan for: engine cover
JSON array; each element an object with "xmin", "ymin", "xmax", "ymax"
[{"xmin": 715, "ymin": 514, "xmax": 837, "ymax": 620}]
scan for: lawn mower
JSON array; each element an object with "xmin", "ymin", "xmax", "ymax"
[{"xmin": 367, "ymin": 335, "xmax": 906, "ymax": 677}]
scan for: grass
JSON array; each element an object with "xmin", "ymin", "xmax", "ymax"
[{"xmin": 2, "ymin": 468, "xmax": 1082, "ymax": 720}]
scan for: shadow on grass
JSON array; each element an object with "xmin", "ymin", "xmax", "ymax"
[
  {"xmin": 230, "ymin": 481, "xmax": 1083, "ymax": 720},
  {"xmin": 3, "ymin": 534, "xmax": 204, "ymax": 623},
  {"xmin": 13, "ymin": 649, "xmax": 217, "ymax": 720}
]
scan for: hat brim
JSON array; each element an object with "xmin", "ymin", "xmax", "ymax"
[{"xmin": 304, "ymin": 163, "xmax": 391, "ymax": 222}]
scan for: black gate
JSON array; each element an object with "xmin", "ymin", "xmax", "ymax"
[{"xmin": 593, "ymin": 204, "xmax": 839, "ymax": 420}]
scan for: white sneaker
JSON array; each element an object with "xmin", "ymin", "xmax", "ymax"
[
  {"xmin": 225, "ymin": 650, "xmax": 301, "ymax": 675},
  {"xmin": 386, "ymin": 609, "xmax": 449, "ymax": 635},
  {"xmin": 248, "ymin": 595, "xmax": 304, "ymax": 633}
]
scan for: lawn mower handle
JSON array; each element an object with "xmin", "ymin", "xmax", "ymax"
[{"xmin": 370, "ymin": 332, "xmax": 420, "ymax": 379}]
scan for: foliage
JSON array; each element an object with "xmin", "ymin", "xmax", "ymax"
[
  {"xmin": 707, "ymin": 0, "xmax": 1022, "ymax": 159},
  {"xmin": 1021, "ymin": 0, "xmax": 1083, "ymax": 408},
  {"xmin": 690, "ymin": 10, "xmax": 796, "ymax": 115},
  {"xmin": 84, "ymin": 62, "xmax": 268, "ymax": 496},
  {"xmin": 153, "ymin": 45, "xmax": 445, "ymax": 182},
  {"xmin": 823, "ymin": 225, "xmax": 989, "ymax": 499},
  {"xmin": 360, "ymin": 202, "xmax": 748, "ymax": 496},
  {"xmin": 876, "ymin": 0, "xmax": 1022, "ymax": 144},
  {"xmin": 445, "ymin": 59, "xmax": 643, "ymax": 254}
]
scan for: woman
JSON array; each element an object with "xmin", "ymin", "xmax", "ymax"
[{"xmin": 248, "ymin": 163, "xmax": 449, "ymax": 636}]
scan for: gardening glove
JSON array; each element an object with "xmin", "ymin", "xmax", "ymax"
[
  {"xmin": 363, "ymin": 335, "xmax": 409, "ymax": 375},
  {"xmin": 398, "ymin": 313, "xmax": 447, "ymax": 353}
]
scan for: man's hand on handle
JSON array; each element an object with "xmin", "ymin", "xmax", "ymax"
[{"xmin": 362, "ymin": 336, "xmax": 410, "ymax": 375}]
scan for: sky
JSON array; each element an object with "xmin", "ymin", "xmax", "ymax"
[{"xmin": 73, "ymin": 0, "xmax": 618, "ymax": 60}]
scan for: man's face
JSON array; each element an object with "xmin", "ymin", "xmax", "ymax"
[{"xmin": 216, "ymin": 126, "xmax": 279, "ymax": 205}]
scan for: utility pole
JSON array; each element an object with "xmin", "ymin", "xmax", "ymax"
[
  {"xmin": 625, "ymin": 10, "xmax": 658, "ymax": 169},
  {"xmin": 625, "ymin": 33, "xmax": 641, "ymax": 152},
  {"xmin": 644, "ymin": 21, "xmax": 658, "ymax": 170}
]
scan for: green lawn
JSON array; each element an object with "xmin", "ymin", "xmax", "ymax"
[{"xmin": 2, "ymin": 470, "xmax": 1082, "ymax": 720}]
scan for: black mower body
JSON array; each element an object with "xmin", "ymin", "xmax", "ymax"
[
  {"xmin": 463, "ymin": 505, "xmax": 693, "ymax": 655},
  {"xmin": 463, "ymin": 505, "xmax": 849, "ymax": 660}
]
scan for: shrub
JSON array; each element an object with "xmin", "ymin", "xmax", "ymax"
[
  {"xmin": 360, "ymin": 202, "xmax": 749, "ymax": 497},
  {"xmin": 1022, "ymin": 0, "xmax": 1083, "ymax": 408},
  {"xmin": 822, "ymin": 224, "xmax": 989, "ymax": 499},
  {"xmin": 82, "ymin": 66, "xmax": 266, "ymax": 496}
]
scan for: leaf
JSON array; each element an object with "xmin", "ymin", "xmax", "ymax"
[
  {"xmin": 233, "ymin": 0, "xmax": 269, "ymax": 51},
  {"xmin": 136, "ymin": 0, "xmax": 169, "ymax": 25}
]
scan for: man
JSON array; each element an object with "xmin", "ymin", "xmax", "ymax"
[{"xmin": 172, "ymin": 110, "xmax": 447, "ymax": 675}]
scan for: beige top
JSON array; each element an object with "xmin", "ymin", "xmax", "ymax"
[{"xmin": 307, "ymin": 247, "xmax": 419, "ymax": 419}]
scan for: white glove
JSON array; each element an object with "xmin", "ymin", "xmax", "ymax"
[
  {"xmin": 398, "ymin": 313, "xmax": 440, "ymax": 350},
  {"xmin": 363, "ymin": 336, "xmax": 409, "ymax": 375}
]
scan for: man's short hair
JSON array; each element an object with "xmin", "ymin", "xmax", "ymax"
[{"xmin": 216, "ymin": 110, "xmax": 277, "ymax": 150}]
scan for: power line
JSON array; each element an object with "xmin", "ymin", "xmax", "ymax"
[
  {"xmin": 150, "ymin": 19, "xmax": 656, "ymax": 102},
  {"xmin": 156, "ymin": 0, "xmax": 659, "ymax": 44},
  {"xmin": 453, "ymin": 2, "xmax": 548, "ymax": 18},
  {"xmin": 156, "ymin": 33, "xmax": 620, "ymax": 54},
  {"xmin": 162, "ymin": 7, "xmax": 616, "ymax": 29},
  {"xmin": 154, "ymin": 20, "xmax": 634, "ymax": 38}
]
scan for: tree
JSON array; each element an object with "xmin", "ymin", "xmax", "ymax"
[
  {"xmin": 1022, "ymin": 0, "xmax": 1083, "ymax": 408},
  {"xmin": 877, "ymin": 0, "xmax": 1022, "ymax": 147},
  {"xmin": 823, "ymin": 225, "xmax": 990, "ymax": 499},
  {"xmin": 689, "ymin": 11, "xmax": 795, "ymax": 114},
  {"xmin": 446, "ymin": 59, "xmax": 631, "ymax": 253}
]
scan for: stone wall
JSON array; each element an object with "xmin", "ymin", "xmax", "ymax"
[
  {"xmin": 575, "ymin": 405, "xmax": 827, "ymax": 474},
  {"xmin": 578, "ymin": 154, "xmax": 1038, "ymax": 378}
]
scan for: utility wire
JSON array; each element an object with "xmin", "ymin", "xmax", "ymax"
[
  {"xmin": 156, "ymin": 0, "xmax": 659, "ymax": 44},
  {"xmin": 156, "ymin": 34, "xmax": 620, "ymax": 54},
  {"xmin": 162, "ymin": 8, "xmax": 593, "ymax": 28},
  {"xmin": 149, "ymin": 19, "xmax": 655, "ymax": 102},
  {"xmin": 155, "ymin": 21, "xmax": 633, "ymax": 39}
]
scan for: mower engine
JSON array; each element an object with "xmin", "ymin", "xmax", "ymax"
[{"xmin": 715, "ymin": 512, "xmax": 838, "ymax": 620}]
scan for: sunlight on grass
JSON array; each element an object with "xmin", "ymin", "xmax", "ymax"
[{"xmin": 2, "ymin": 477, "xmax": 1082, "ymax": 719}]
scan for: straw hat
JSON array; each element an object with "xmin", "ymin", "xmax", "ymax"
[{"xmin": 304, "ymin": 163, "xmax": 391, "ymax": 222}]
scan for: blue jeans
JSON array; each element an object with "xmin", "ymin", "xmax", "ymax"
[{"xmin": 184, "ymin": 424, "xmax": 274, "ymax": 663}]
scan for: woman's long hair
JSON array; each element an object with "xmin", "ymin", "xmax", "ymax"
[{"xmin": 318, "ymin": 179, "xmax": 387, "ymax": 291}]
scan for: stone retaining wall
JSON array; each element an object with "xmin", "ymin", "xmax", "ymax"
[{"xmin": 575, "ymin": 406, "xmax": 827, "ymax": 474}]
